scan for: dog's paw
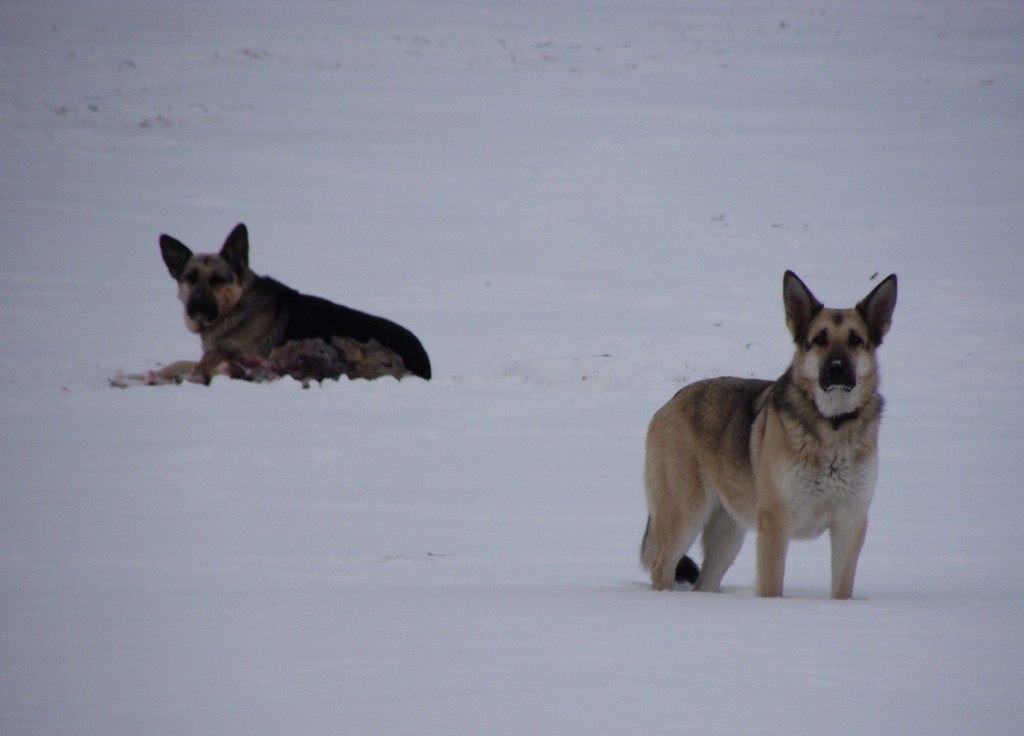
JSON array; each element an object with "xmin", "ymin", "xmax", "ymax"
[
  {"xmin": 109, "ymin": 371, "xmax": 156, "ymax": 388},
  {"xmin": 108, "ymin": 372, "xmax": 132, "ymax": 389}
]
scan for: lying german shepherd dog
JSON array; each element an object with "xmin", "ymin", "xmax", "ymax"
[
  {"xmin": 641, "ymin": 271, "xmax": 897, "ymax": 598},
  {"xmin": 155, "ymin": 223, "xmax": 431, "ymax": 383}
]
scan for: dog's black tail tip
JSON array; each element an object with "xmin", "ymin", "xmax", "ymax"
[
  {"xmin": 411, "ymin": 362, "xmax": 431, "ymax": 380},
  {"xmin": 675, "ymin": 556, "xmax": 700, "ymax": 585},
  {"xmin": 406, "ymin": 347, "xmax": 431, "ymax": 380}
]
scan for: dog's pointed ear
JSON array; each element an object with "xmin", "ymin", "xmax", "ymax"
[
  {"xmin": 219, "ymin": 223, "xmax": 250, "ymax": 277},
  {"xmin": 159, "ymin": 235, "xmax": 193, "ymax": 280},
  {"xmin": 783, "ymin": 270, "xmax": 823, "ymax": 345},
  {"xmin": 857, "ymin": 274, "xmax": 897, "ymax": 345}
]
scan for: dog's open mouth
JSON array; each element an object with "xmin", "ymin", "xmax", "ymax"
[
  {"xmin": 823, "ymin": 382, "xmax": 855, "ymax": 393},
  {"xmin": 186, "ymin": 311, "xmax": 217, "ymax": 330},
  {"xmin": 186, "ymin": 296, "xmax": 219, "ymax": 325},
  {"xmin": 820, "ymin": 358, "xmax": 856, "ymax": 393}
]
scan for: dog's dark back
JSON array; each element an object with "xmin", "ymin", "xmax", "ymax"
[{"xmin": 279, "ymin": 284, "xmax": 432, "ymax": 380}]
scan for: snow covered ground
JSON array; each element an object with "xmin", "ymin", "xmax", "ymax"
[{"xmin": 2, "ymin": 1, "xmax": 1023, "ymax": 733}]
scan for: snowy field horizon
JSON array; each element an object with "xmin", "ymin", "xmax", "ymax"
[{"xmin": 2, "ymin": 1, "xmax": 1023, "ymax": 734}]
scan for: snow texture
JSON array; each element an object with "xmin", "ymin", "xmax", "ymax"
[{"xmin": 2, "ymin": 1, "xmax": 1023, "ymax": 734}]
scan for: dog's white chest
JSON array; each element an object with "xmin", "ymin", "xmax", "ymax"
[{"xmin": 779, "ymin": 451, "xmax": 877, "ymax": 538}]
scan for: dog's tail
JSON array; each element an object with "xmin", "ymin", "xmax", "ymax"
[
  {"xmin": 367, "ymin": 318, "xmax": 431, "ymax": 380},
  {"xmin": 397, "ymin": 332, "xmax": 431, "ymax": 380},
  {"xmin": 640, "ymin": 516, "xmax": 700, "ymax": 585},
  {"xmin": 674, "ymin": 555, "xmax": 700, "ymax": 585}
]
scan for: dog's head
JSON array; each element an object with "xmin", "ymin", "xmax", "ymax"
[
  {"xmin": 159, "ymin": 223, "xmax": 252, "ymax": 334},
  {"xmin": 783, "ymin": 271, "xmax": 897, "ymax": 420}
]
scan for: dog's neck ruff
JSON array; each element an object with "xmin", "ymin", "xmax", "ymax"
[{"xmin": 829, "ymin": 410, "xmax": 859, "ymax": 430}]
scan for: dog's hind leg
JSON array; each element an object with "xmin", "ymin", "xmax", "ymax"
[
  {"xmin": 642, "ymin": 413, "xmax": 716, "ymax": 590},
  {"xmin": 694, "ymin": 505, "xmax": 745, "ymax": 593},
  {"xmin": 641, "ymin": 465, "xmax": 712, "ymax": 590},
  {"xmin": 641, "ymin": 511, "xmax": 706, "ymax": 591}
]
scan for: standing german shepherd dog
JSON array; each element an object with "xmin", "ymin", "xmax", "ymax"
[
  {"xmin": 641, "ymin": 271, "xmax": 897, "ymax": 599},
  {"xmin": 158, "ymin": 223, "xmax": 431, "ymax": 383}
]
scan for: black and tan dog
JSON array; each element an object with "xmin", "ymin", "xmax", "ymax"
[
  {"xmin": 155, "ymin": 223, "xmax": 431, "ymax": 383},
  {"xmin": 641, "ymin": 271, "xmax": 897, "ymax": 599}
]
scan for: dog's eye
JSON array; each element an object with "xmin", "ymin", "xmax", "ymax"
[
  {"xmin": 184, "ymin": 271, "xmax": 199, "ymax": 285},
  {"xmin": 812, "ymin": 330, "xmax": 828, "ymax": 347},
  {"xmin": 209, "ymin": 274, "xmax": 227, "ymax": 287},
  {"xmin": 849, "ymin": 332, "xmax": 864, "ymax": 347}
]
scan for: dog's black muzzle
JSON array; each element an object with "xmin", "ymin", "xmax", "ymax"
[
  {"xmin": 820, "ymin": 356, "xmax": 856, "ymax": 392},
  {"xmin": 186, "ymin": 289, "xmax": 218, "ymax": 325}
]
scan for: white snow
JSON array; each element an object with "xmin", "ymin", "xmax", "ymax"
[{"xmin": 2, "ymin": 1, "xmax": 1023, "ymax": 734}]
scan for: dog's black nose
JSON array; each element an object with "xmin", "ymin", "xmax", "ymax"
[
  {"xmin": 821, "ymin": 357, "xmax": 855, "ymax": 391},
  {"xmin": 187, "ymin": 290, "xmax": 218, "ymax": 323}
]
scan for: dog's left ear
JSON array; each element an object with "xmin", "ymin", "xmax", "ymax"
[
  {"xmin": 219, "ymin": 223, "xmax": 250, "ymax": 277},
  {"xmin": 783, "ymin": 270, "xmax": 824, "ymax": 345},
  {"xmin": 857, "ymin": 274, "xmax": 897, "ymax": 345}
]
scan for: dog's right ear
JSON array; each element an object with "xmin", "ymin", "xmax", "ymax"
[
  {"xmin": 219, "ymin": 223, "xmax": 250, "ymax": 277},
  {"xmin": 783, "ymin": 270, "xmax": 823, "ymax": 345},
  {"xmin": 159, "ymin": 235, "xmax": 193, "ymax": 281}
]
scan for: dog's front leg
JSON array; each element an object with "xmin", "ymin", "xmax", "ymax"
[
  {"xmin": 756, "ymin": 506, "xmax": 789, "ymax": 597},
  {"xmin": 829, "ymin": 513, "xmax": 868, "ymax": 600},
  {"xmin": 190, "ymin": 348, "xmax": 234, "ymax": 385},
  {"xmin": 148, "ymin": 360, "xmax": 198, "ymax": 385},
  {"xmin": 754, "ymin": 462, "xmax": 790, "ymax": 597}
]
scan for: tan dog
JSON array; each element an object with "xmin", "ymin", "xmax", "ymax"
[{"xmin": 641, "ymin": 271, "xmax": 897, "ymax": 598}]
